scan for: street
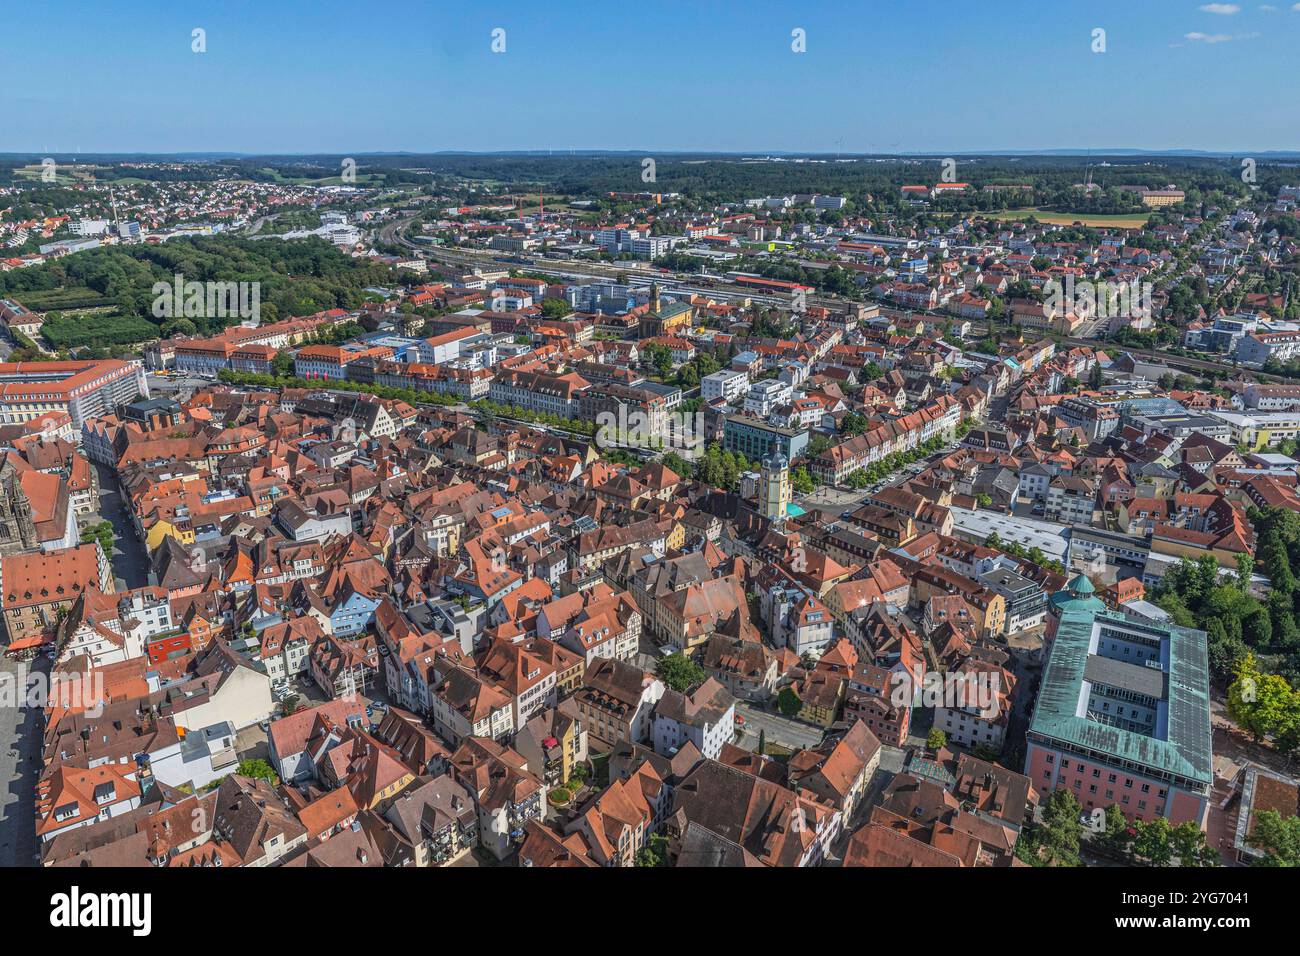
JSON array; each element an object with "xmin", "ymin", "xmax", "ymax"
[
  {"xmin": 0, "ymin": 657, "xmax": 44, "ymax": 867},
  {"xmin": 88, "ymin": 462, "xmax": 151, "ymax": 590}
]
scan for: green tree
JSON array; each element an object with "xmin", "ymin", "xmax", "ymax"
[
  {"xmin": 1248, "ymin": 809, "xmax": 1300, "ymax": 866},
  {"xmin": 655, "ymin": 653, "xmax": 706, "ymax": 693},
  {"xmin": 1037, "ymin": 788, "xmax": 1085, "ymax": 867},
  {"xmin": 635, "ymin": 833, "xmax": 671, "ymax": 867},
  {"xmin": 236, "ymin": 759, "xmax": 280, "ymax": 785},
  {"xmin": 776, "ymin": 686, "xmax": 802, "ymax": 717},
  {"xmin": 539, "ymin": 297, "xmax": 571, "ymax": 320},
  {"xmin": 1088, "ymin": 362, "xmax": 1103, "ymax": 389},
  {"xmin": 1171, "ymin": 821, "xmax": 1219, "ymax": 867},
  {"xmin": 840, "ymin": 412, "xmax": 868, "ymax": 437},
  {"xmin": 1095, "ymin": 804, "xmax": 1134, "ymax": 860},
  {"xmin": 1236, "ymin": 551, "xmax": 1255, "ymax": 591},
  {"xmin": 1228, "ymin": 654, "xmax": 1300, "ymax": 743},
  {"xmin": 791, "ymin": 466, "xmax": 815, "ymax": 495},
  {"xmin": 1131, "ymin": 817, "xmax": 1175, "ymax": 867},
  {"xmin": 271, "ymin": 349, "xmax": 294, "ymax": 378},
  {"xmin": 661, "ymin": 451, "xmax": 694, "ymax": 481},
  {"xmin": 926, "ymin": 728, "xmax": 947, "ymax": 750}
]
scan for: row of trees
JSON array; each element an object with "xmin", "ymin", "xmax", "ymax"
[
  {"xmin": 982, "ymin": 533, "xmax": 1067, "ymax": 576},
  {"xmin": 1015, "ymin": 790, "xmax": 1218, "ymax": 867},
  {"xmin": 469, "ymin": 399, "xmax": 597, "ymax": 437},
  {"xmin": 842, "ymin": 435, "xmax": 947, "ymax": 488}
]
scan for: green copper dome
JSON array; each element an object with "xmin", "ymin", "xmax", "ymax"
[
  {"xmin": 1068, "ymin": 574, "xmax": 1094, "ymax": 594},
  {"xmin": 1049, "ymin": 574, "xmax": 1105, "ymax": 614}
]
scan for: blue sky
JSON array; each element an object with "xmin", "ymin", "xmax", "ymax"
[{"xmin": 3, "ymin": 0, "xmax": 1298, "ymax": 154}]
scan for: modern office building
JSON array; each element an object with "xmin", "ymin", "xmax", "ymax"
[
  {"xmin": 978, "ymin": 565, "xmax": 1048, "ymax": 636},
  {"xmin": 701, "ymin": 368, "xmax": 749, "ymax": 404},
  {"xmin": 723, "ymin": 415, "xmax": 808, "ymax": 462},
  {"xmin": 1026, "ymin": 577, "xmax": 1213, "ymax": 827},
  {"xmin": 745, "ymin": 379, "xmax": 793, "ymax": 419}
]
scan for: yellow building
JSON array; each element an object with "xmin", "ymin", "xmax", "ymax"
[
  {"xmin": 1140, "ymin": 189, "xmax": 1185, "ymax": 207},
  {"xmin": 145, "ymin": 517, "xmax": 195, "ymax": 552}
]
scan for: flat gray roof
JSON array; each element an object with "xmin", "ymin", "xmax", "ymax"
[{"xmin": 1084, "ymin": 655, "xmax": 1167, "ymax": 700}]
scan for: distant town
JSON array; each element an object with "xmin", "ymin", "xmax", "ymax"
[{"xmin": 0, "ymin": 150, "xmax": 1297, "ymax": 871}]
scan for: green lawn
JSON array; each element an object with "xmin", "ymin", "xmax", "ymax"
[{"xmin": 986, "ymin": 207, "xmax": 1151, "ymax": 228}]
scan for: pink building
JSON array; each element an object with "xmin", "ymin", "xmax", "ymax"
[{"xmin": 1025, "ymin": 577, "xmax": 1213, "ymax": 828}]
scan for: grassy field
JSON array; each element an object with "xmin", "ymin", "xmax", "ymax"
[
  {"xmin": 513, "ymin": 200, "xmax": 575, "ymax": 214},
  {"xmin": 987, "ymin": 207, "xmax": 1151, "ymax": 228},
  {"xmin": 12, "ymin": 163, "xmax": 104, "ymax": 184},
  {"xmin": 256, "ymin": 166, "xmax": 385, "ymax": 186}
]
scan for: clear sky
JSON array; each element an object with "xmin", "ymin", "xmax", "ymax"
[{"xmin": 4, "ymin": 0, "xmax": 1298, "ymax": 154}]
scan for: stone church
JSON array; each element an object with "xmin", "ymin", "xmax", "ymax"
[{"xmin": 0, "ymin": 465, "xmax": 39, "ymax": 556}]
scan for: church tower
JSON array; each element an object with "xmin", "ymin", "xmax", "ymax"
[
  {"xmin": 758, "ymin": 450, "xmax": 791, "ymax": 524},
  {"xmin": 12, "ymin": 478, "xmax": 36, "ymax": 550}
]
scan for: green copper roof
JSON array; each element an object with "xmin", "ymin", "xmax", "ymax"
[
  {"xmin": 1030, "ymin": 605, "xmax": 1212, "ymax": 788},
  {"xmin": 1049, "ymin": 585, "xmax": 1105, "ymax": 614},
  {"xmin": 1068, "ymin": 573, "xmax": 1095, "ymax": 594}
]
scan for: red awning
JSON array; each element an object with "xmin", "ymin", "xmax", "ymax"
[{"xmin": 5, "ymin": 635, "xmax": 48, "ymax": 652}]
